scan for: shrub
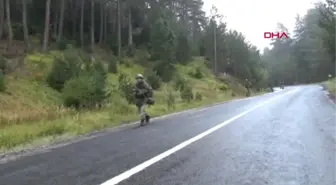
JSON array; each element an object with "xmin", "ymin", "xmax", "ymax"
[
  {"xmin": 64, "ymin": 50, "xmax": 82, "ymax": 76},
  {"xmin": 167, "ymin": 90, "xmax": 176, "ymax": 109},
  {"xmin": 57, "ymin": 39, "xmax": 68, "ymax": 50},
  {"xmin": 134, "ymin": 49, "xmax": 150, "ymax": 65},
  {"xmin": 108, "ymin": 55, "xmax": 118, "ymax": 73},
  {"xmin": 189, "ymin": 67, "xmax": 203, "ymax": 79},
  {"xmin": 91, "ymin": 61, "xmax": 110, "ymax": 102},
  {"xmin": 46, "ymin": 57, "xmax": 73, "ymax": 91},
  {"xmin": 12, "ymin": 23, "xmax": 24, "ymax": 40},
  {"xmin": 146, "ymin": 72, "xmax": 162, "ymax": 90},
  {"xmin": 193, "ymin": 67, "xmax": 204, "ymax": 79},
  {"xmin": 204, "ymin": 59, "xmax": 212, "ymax": 69},
  {"xmin": 118, "ymin": 73, "xmax": 135, "ymax": 104},
  {"xmin": 195, "ymin": 92, "xmax": 202, "ymax": 101},
  {"xmin": 181, "ymin": 85, "xmax": 193, "ymax": 102},
  {"xmin": 120, "ymin": 58, "xmax": 132, "ymax": 68},
  {"xmin": 219, "ymin": 83, "xmax": 229, "ymax": 92},
  {"xmin": 62, "ymin": 75, "xmax": 96, "ymax": 108},
  {"xmin": 126, "ymin": 44, "xmax": 136, "ymax": 57},
  {"xmin": 0, "ymin": 71, "xmax": 6, "ymax": 92},
  {"xmin": 62, "ymin": 69, "xmax": 109, "ymax": 109},
  {"xmin": 174, "ymin": 75, "xmax": 187, "ymax": 91},
  {"xmin": 153, "ymin": 61, "xmax": 176, "ymax": 82}
]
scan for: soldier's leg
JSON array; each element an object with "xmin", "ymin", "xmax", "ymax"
[{"xmin": 140, "ymin": 103, "xmax": 148, "ymax": 120}]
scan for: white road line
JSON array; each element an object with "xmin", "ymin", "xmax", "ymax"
[{"xmin": 100, "ymin": 88, "xmax": 299, "ymax": 185}]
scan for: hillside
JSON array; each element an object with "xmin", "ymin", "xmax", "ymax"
[
  {"xmin": 0, "ymin": 48, "xmax": 258, "ymax": 152},
  {"xmin": 0, "ymin": 0, "xmax": 274, "ymax": 153}
]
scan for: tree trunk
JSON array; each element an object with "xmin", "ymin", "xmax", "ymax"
[
  {"xmin": 99, "ymin": 2, "xmax": 104, "ymax": 44},
  {"xmin": 22, "ymin": 0, "xmax": 30, "ymax": 50},
  {"xmin": 53, "ymin": 8, "xmax": 58, "ymax": 39},
  {"xmin": 128, "ymin": 8, "xmax": 132, "ymax": 46},
  {"xmin": 0, "ymin": 0, "xmax": 4, "ymax": 40},
  {"xmin": 90, "ymin": 0, "xmax": 94, "ymax": 50},
  {"xmin": 213, "ymin": 21, "xmax": 217, "ymax": 75},
  {"xmin": 5, "ymin": 0, "xmax": 13, "ymax": 50},
  {"xmin": 80, "ymin": 0, "xmax": 84, "ymax": 47},
  {"xmin": 112, "ymin": 7, "xmax": 116, "ymax": 36},
  {"xmin": 71, "ymin": 0, "xmax": 77, "ymax": 38},
  {"xmin": 42, "ymin": 0, "xmax": 51, "ymax": 52},
  {"xmin": 103, "ymin": 9, "xmax": 107, "ymax": 44},
  {"xmin": 57, "ymin": 0, "xmax": 65, "ymax": 43},
  {"xmin": 117, "ymin": 0, "xmax": 121, "ymax": 57}
]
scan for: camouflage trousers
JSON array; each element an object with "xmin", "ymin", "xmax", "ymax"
[
  {"xmin": 136, "ymin": 98, "xmax": 148, "ymax": 120},
  {"xmin": 139, "ymin": 104, "xmax": 148, "ymax": 120}
]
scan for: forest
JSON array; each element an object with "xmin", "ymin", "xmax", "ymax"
[
  {"xmin": 0, "ymin": 0, "xmax": 272, "ymax": 88},
  {"xmin": 263, "ymin": 0, "xmax": 335, "ymax": 85}
]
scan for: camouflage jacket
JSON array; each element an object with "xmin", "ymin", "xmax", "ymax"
[{"xmin": 135, "ymin": 80, "xmax": 153, "ymax": 98}]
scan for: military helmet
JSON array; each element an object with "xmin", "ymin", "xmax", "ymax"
[{"xmin": 136, "ymin": 74, "xmax": 144, "ymax": 79}]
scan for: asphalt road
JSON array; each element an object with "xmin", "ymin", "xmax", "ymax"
[{"xmin": 0, "ymin": 85, "xmax": 335, "ymax": 185}]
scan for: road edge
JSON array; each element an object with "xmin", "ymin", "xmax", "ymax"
[
  {"xmin": 0, "ymin": 91, "xmax": 274, "ymax": 163},
  {"xmin": 320, "ymin": 83, "xmax": 335, "ymax": 104}
]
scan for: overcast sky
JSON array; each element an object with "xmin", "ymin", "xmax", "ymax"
[{"xmin": 202, "ymin": 0, "xmax": 321, "ymax": 51}]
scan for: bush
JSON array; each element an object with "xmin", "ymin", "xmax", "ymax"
[
  {"xmin": 188, "ymin": 67, "xmax": 204, "ymax": 79},
  {"xmin": 153, "ymin": 61, "xmax": 176, "ymax": 82},
  {"xmin": 12, "ymin": 23, "xmax": 24, "ymax": 40},
  {"xmin": 63, "ymin": 75, "xmax": 95, "ymax": 108},
  {"xmin": 91, "ymin": 61, "xmax": 109, "ymax": 100},
  {"xmin": 57, "ymin": 39, "xmax": 68, "ymax": 50},
  {"xmin": 204, "ymin": 59, "xmax": 212, "ymax": 69},
  {"xmin": 108, "ymin": 55, "xmax": 118, "ymax": 73},
  {"xmin": 194, "ymin": 67, "xmax": 204, "ymax": 79},
  {"xmin": 219, "ymin": 83, "xmax": 229, "ymax": 92},
  {"xmin": 118, "ymin": 73, "xmax": 135, "ymax": 104},
  {"xmin": 146, "ymin": 72, "xmax": 162, "ymax": 90},
  {"xmin": 181, "ymin": 85, "xmax": 193, "ymax": 102},
  {"xmin": 46, "ymin": 57, "xmax": 73, "ymax": 91},
  {"xmin": 195, "ymin": 92, "xmax": 202, "ymax": 101},
  {"xmin": 120, "ymin": 58, "xmax": 132, "ymax": 68},
  {"xmin": 0, "ymin": 71, "xmax": 6, "ymax": 92},
  {"xmin": 62, "ymin": 67, "xmax": 110, "ymax": 109},
  {"xmin": 174, "ymin": 75, "xmax": 187, "ymax": 91},
  {"xmin": 134, "ymin": 50, "xmax": 150, "ymax": 65},
  {"xmin": 126, "ymin": 44, "xmax": 136, "ymax": 57},
  {"xmin": 167, "ymin": 90, "xmax": 176, "ymax": 109},
  {"xmin": 64, "ymin": 50, "xmax": 82, "ymax": 76}
]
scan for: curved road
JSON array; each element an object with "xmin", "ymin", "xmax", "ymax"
[{"xmin": 0, "ymin": 85, "xmax": 335, "ymax": 185}]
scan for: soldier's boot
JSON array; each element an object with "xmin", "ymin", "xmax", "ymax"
[{"xmin": 145, "ymin": 114, "xmax": 150, "ymax": 123}]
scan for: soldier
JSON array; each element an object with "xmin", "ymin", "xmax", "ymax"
[
  {"xmin": 245, "ymin": 79, "xmax": 252, "ymax": 97},
  {"xmin": 134, "ymin": 74, "xmax": 154, "ymax": 125}
]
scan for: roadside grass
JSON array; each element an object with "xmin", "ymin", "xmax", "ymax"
[
  {"xmin": 0, "ymin": 93, "xmax": 245, "ymax": 152},
  {"xmin": 325, "ymin": 78, "xmax": 336, "ymax": 95},
  {"xmin": 0, "ymin": 51, "xmax": 265, "ymax": 152}
]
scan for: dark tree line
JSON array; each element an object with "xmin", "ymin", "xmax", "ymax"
[{"xmin": 4, "ymin": 0, "xmax": 334, "ymax": 88}]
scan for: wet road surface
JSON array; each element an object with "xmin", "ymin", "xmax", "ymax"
[{"xmin": 0, "ymin": 85, "xmax": 335, "ymax": 185}]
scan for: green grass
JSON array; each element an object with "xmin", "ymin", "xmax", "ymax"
[
  {"xmin": 325, "ymin": 78, "xmax": 336, "ymax": 95},
  {"xmin": 0, "ymin": 51, "xmax": 263, "ymax": 152}
]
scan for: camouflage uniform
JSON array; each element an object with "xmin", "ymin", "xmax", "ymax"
[
  {"xmin": 245, "ymin": 79, "xmax": 252, "ymax": 96},
  {"xmin": 134, "ymin": 75, "xmax": 153, "ymax": 123}
]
